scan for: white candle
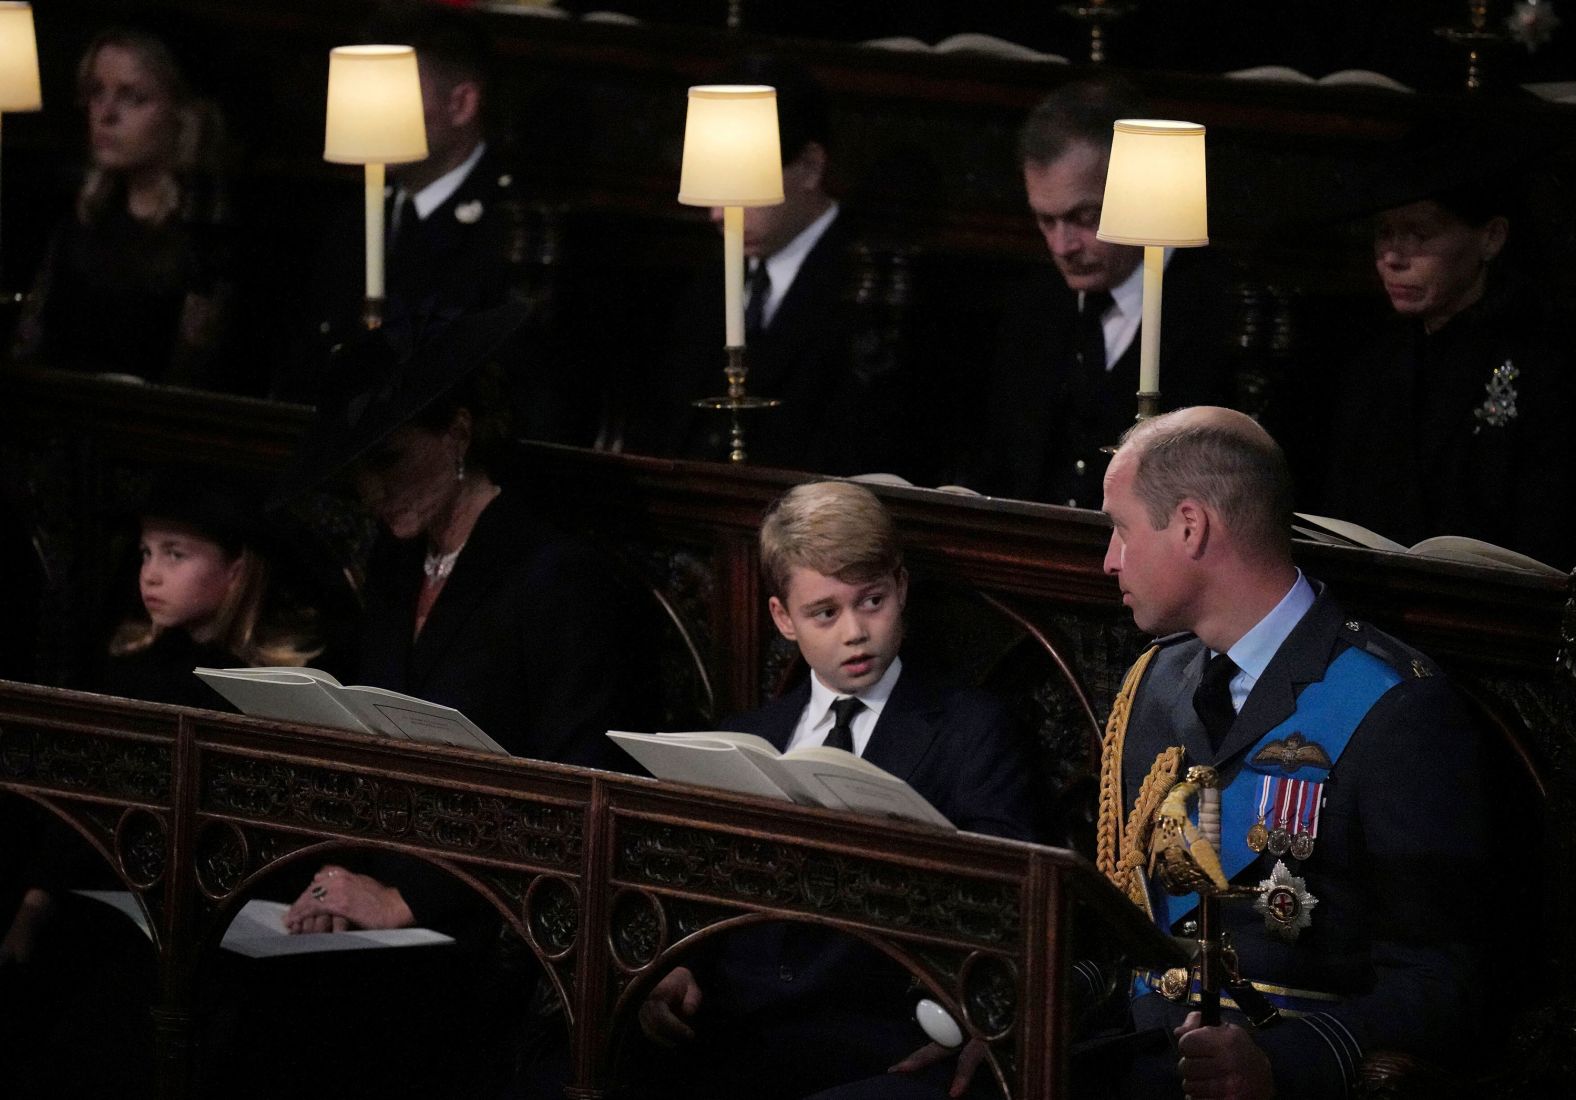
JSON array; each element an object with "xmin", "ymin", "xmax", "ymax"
[
  {"xmin": 1139, "ymin": 244, "xmax": 1164, "ymax": 394},
  {"xmin": 364, "ymin": 162, "xmax": 385, "ymax": 300},
  {"xmin": 723, "ymin": 205, "xmax": 744, "ymax": 347}
]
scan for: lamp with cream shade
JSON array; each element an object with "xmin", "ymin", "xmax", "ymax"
[
  {"xmin": 323, "ymin": 44, "xmax": 427, "ymax": 330},
  {"xmin": 677, "ymin": 84, "xmax": 784, "ymax": 463},
  {"xmin": 1096, "ymin": 118, "xmax": 1208, "ymax": 420},
  {"xmin": 0, "ymin": 1, "xmax": 43, "ymax": 304}
]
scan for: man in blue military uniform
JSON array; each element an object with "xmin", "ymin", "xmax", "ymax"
[{"xmin": 1093, "ymin": 406, "xmax": 1487, "ymax": 1099}]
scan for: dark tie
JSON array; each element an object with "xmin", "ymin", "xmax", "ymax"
[
  {"xmin": 1076, "ymin": 289, "xmax": 1114, "ymax": 373},
  {"xmin": 1193, "ymin": 652, "xmax": 1239, "ymax": 753},
  {"xmin": 389, "ymin": 192, "xmax": 420, "ymax": 255},
  {"xmin": 744, "ymin": 259, "xmax": 772, "ymax": 342},
  {"xmin": 824, "ymin": 696, "xmax": 864, "ymax": 753}
]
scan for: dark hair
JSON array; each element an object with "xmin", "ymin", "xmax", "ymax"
[
  {"xmin": 411, "ymin": 360, "xmax": 513, "ymax": 478},
  {"xmin": 365, "ymin": 6, "xmax": 493, "ymax": 92},
  {"xmin": 721, "ymin": 55, "xmax": 831, "ymax": 165},
  {"xmin": 1018, "ymin": 77, "xmax": 1149, "ymax": 169}
]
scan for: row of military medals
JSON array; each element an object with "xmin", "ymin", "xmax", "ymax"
[
  {"xmin": 1246, "ymin": 775, "xmax": 1320, "ymax": 861},
  {"xmin": 1246, "ymin": 775, "xmax": 1321, "ymax": 942}
]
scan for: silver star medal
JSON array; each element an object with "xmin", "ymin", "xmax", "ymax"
[{"xmin": 1255, "ymin": 860, "xmax": 1317, "ymax": 942}]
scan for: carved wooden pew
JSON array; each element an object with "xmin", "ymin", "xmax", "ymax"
[{"xmin": 0, "ymin": 682, "xmax": 1179, "ymax": 1099}]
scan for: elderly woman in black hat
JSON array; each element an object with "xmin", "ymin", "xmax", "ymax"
[
  {"xmin": 1321, "ymin": 171, "xmax": 1576, "ymax": 569},
  {"xmin": 280, "ymin": 304, "xmax": 633, "ymax": 933}
]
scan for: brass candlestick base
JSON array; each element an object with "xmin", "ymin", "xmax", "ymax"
[
  {"xmin": 1060, "ymin": 1, "xmax": 1136, "ymax": 63},
  {"xmin": 361, "ymin": 295, "xmax": 385, "ymax": 331},
  {"xmin": 693, "ymin": 345, "xmax": 782, "ymax": 463}
]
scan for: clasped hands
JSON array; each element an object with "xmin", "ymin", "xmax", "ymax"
[{"xmin": 282, "ymin": 864, "xmax": 415, "ymax": 934}]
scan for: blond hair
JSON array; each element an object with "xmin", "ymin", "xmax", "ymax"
[
  {"xmin": 110, "ymin": 545, "xmax": 323, "ymax": 667},
  {"xmin": 74, "ymin": 29, "xmax": 229, "ymax": 227},
  {"xmin": 759, "ymin": 481, "xmax": 903, "ymax": 599}
]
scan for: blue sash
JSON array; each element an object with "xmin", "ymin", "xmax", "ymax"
[{"xmin": 1155, "ymin": 645, "xmax": 1404, "ymax": 930}]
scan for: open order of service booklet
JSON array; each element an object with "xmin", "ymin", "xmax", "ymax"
[
  {"xmin": 607, "ymin": 730, "xmax": 953, "ymax": 830},
  {"xmin": 1291, "ymin": 513, "xmax": 1564, "ymax": 577},
  {"xmin": 194, "ymin": 667, "xmax": 507, "ymax": 755}
]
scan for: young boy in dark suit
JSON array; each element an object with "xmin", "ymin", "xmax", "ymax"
[{"xmin": 636, "ymin": 480, "xmax": 1041, "ymax": 1099}]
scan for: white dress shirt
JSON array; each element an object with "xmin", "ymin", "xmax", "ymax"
[
  {"xmin": 750, "ymin": 201, "xmax": 841, "ymax": 330},
  {"xmin": 785, "ymin": 655, "xmax": 903, "ymax": 756},
  {"xmin": 390, "ymin": 140, "xmax": 489, "ymax": 234},
  {"xmin": 1078, "ymin": 246, "xmax": 1174, "ymax": 370},
  {"xmin": 1216, "ymin": 571, "xmax": 1317, "ymax": 713}
]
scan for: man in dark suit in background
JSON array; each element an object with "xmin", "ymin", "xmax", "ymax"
[
  {"xmin": 642, "ymin": 60, "xmax": 909, "ymax": 474},
  {"xmin": 635, "ymin": 481, "xmax": 1040, "ymax": 1099},
  {"xmin": 968, "ymin": 80, "xmax": 1237, "ymax": 508},
  {"xmin": 283, "ymin": 10, "xmax": 588, "ymax": 438}
]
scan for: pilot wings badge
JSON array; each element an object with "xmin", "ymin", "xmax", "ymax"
[{"xmin": 1251, "ymin": 732, "xmax": 1332, "ymax": 774}]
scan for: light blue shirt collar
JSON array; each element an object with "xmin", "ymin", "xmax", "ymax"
[{"xmin": 1220, "ymin": 571, "xmax": 1315, "ymax": 713}]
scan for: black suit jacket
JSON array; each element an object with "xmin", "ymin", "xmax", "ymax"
[
  {"xmin": 1119, "ymin": 589, "xmax": 1486, "ymax": 1100},
  {"xmin": 354, "ymin": 490, "xmax": 635, "ymax": 927},
  {"xmin": 355, "ymin": 489, "xmax": 629, "ymax": 771},
  {"xmin": 970, "ymin": 249, "xmax": 1237, "ymax": 508},
  {"xmin": 666, "ymin": 666, "xmax": 1039, "ymax": 1098},
  {"xmin": 643, "ymin": 212, "xmax": 909, "ymax": 475}
]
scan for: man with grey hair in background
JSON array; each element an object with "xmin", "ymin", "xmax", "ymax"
[{"xmin": 966, "ymin": 81, "xmax": 1237, "ymax": 510}]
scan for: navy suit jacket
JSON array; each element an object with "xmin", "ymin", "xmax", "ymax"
[
  {"xmin": 1120, "ymin": 588, "xmax": 1486, "ymax": 1100},
  {"xmin": 672, "ymin": 665, "xmax": 1040, "ymax": 1097}
]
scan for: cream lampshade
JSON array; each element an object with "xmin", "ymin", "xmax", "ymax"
[
  {"xmin": 678, "ymin": 85, "xmax": 783, "ymax": 351},
  {"xmin": 1096, "ymin": 119, "xmax": 1209, "ymax": 405},
  {"xmin": 322, "ymin": 45, "xmax": 427, "ymax": 324},
  {"xmin": 323, "ymin": 45, "xmax": 428, "ymax": 166},
  {"xmin": 678, "ymin": 85, "xmax": 785, "ymax": 209},
  {"xmin": 677, "ymin": 84, "xmax": 785, "ymax": 462},
  {"xmin": 1097, "ymin": 119, "xmax": 1208, "ymax": 247},
  {"xmin": 0, "ymin": 2, "xmax": 42, "ymax": 112},
  {"xmin": 0, "ymin": 1, "xmax": 40, "ymax": 297}
]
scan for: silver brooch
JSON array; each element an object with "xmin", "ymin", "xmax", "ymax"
[
  {"xmin": 455, "ymin": 200, "xmax": 484, "ymax": 224},
  {"xmin": 1255, "ymin": 860, "xmax": 1317, "ymax": 942},
  {"xmin": 1473, "ymin": 360, "xmax": 1519, "ymax": 432}
]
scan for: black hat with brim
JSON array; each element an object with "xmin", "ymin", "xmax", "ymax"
[{"xmin": 276, "ymin": 300, "xmax": 530, "ymax": 504}]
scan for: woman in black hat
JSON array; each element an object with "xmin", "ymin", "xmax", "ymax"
[
  {"xmin": 280, "ymin": 304, "xmax": 633, "ymax": 934},
  {"xmin": 1321, "ymin": 180, "xmax": 1576, "ymax": 568},
  {"xmin": 10, "ymin": 25, "xmax": 234, "ymax": 388}
]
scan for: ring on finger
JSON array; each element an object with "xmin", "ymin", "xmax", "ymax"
[{"xmin": 310, "ymin": 885, "xmax": 328, "ymax": 900}]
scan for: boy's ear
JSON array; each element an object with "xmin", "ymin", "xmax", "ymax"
[
  {"xmin": 894, "ymin": 567, "xmax": 909, "ymax": 610},
  {"xmin": 767, "ymin": 595, "xmax": 797, "ymax": 642}
]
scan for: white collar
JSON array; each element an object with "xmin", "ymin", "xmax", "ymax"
[
  {"xmin": 807, "ymin": 652, "xmax": 902, "ymax": 728},
  {"xmin": 405, "ymin": 141, "xmax": 488, "ymax": 221},
  {"xmin": 1082, "ymin": 246, "xmax": 1170, "ymax": 318},
  {"xmin": 758, "ymin": 202, "xmax": 840, "ymax": 324},
  {"xmin": 1223, "ymin": 571, "xmax": 1317, "ymax": 691}
]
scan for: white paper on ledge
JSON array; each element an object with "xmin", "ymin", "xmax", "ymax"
[{"xmin": 74, "ymin": 891, "xmax": 454, "ymax": 957}]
